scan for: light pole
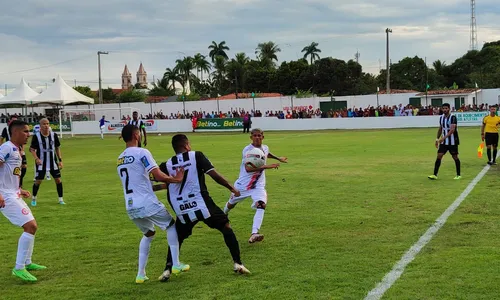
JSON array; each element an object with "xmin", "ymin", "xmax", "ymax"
[
  {"xmin": 97, "ymin": 51, "xmax": 109, "ymax": 104},
  {"xmin": 385, "ymin": 28, "xmax": 392, "ymax": 94}
]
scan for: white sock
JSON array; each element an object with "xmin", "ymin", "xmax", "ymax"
[
  {"xmin": 223, "ymin": 203, "xmax": 231, "ymax": 214},
  {"xmin": 58, "ymin": 197, "xmax": 64, "ymax": 202},
  {"xmin": 16, "ymin": 232, "xmax": 35, "ymax": 270},
  {"xmin": 25, "ymin": 235, "xmax": 35, "ymax": 265},
  {"xmin": 100, "ymin": 131, "xmax": 104, "ymax": 139},
  {"xmin": 166, "ymin": 225, "xmax": 180, "ymax": 267},
  {"xmin": 252, "ymin": 209, "xmax": 265, "ymax": 234},
  {"xmin": 32, "ymin": 196, "xmax": 37, "ymax": 201},
  {"xmin": 138, "ymin": 235, "xmax": 154, "ymax": 277}
]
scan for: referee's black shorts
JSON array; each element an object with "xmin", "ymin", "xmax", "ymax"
[
  {"xmin": 485, "ymin": 132, "xmax": 499, "ymax": 147},
  {"xmin": 438, "ymin": 144, "xmax": 459, "ymax": 155}
]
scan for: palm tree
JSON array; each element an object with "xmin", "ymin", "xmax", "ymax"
[
  {"xmin": 208, "ymin": 41, "xmax": 230, "ymax": 62},
  {"xmin": 301, "ymin": 42, "xmax": 321, "ymax": 64},
  {"xmin": 174, "ymin": 57, "xmax": 195, "ymax": 93},
  {"xmin": 255, "ymin": 41, "xmax": 281, "ymax": 62},
  {"xmin": 226, "ymin": 52, "xmax": 250, "ymax": 93},
  {"xmin": 162, "ymin": 67, "xmax": 182, "ymax": 92},
  {"xmin": 433, "ymin": 60, "xmax": 446, "ymax": 75},
  {"xmin": 193, "ymin": 53, "xmax": 211, "ymax": 81},
  {"xmin": 212, "ymin": 56, "xmax": 227, "ymax": 95}
]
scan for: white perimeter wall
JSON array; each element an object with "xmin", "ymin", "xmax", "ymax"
[{"xmin": 1, "ymin": 116, "xmax": 484, "ymax": 136}]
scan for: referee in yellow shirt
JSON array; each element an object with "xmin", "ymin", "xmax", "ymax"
[{"xmin": 481, "ymin": 105, "xmax": 500, "ymax": 165}]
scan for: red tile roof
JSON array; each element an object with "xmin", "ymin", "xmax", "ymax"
[
  {"xmin": 415, "ymin": 89, "xmax": 478, "ymax": 96},
  {"xmin": 377, "ymin": 89, "xmax": 419, "ymax": 94}
]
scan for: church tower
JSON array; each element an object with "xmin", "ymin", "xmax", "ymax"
[
  {"xmin": 136, "ymin": 62, "xmax": 147, "ymax": 89},
  {"xmin": 121, "ymin": 65, "xmax": 132, "ymax": 90}
]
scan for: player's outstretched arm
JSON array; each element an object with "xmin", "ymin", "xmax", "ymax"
[
  {"xmin": 268, "ymin": 152, "xmax": 287, "ymax": 163},
  {"xmin": 150, "ymin": 167, "xmax": 184, "ymax": 184},
  {"xmin": 245, "ymin": 163, "xmax": 280, "ymax": 173},
  {"xmin": 207, "ymin": 170, "xmax": 240, "ymax": 197}
]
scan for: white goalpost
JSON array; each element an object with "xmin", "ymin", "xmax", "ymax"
[{"xmin": 58, "ymin": 107, "xmax": 139, "ymax": 138}]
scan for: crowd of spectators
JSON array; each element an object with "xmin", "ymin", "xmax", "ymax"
[{"xmin": 119, "ymin": 103, "xmax": 494, "ymax": 121}]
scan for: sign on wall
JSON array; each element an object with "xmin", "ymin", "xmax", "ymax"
[
  {"xmin": 104, "ymin": 119, "xmax": 158, "ymax": 132},
  {"xmin": 195, "ymin": 118, "xmax": 244, "ymax": 130},
  {"xmin": 28, "ymin": 122, "xmax": 72, "ymax": 132},
  {"xmin": 454, "ymin": 112, "xmax": 493, "ymax": 124}
]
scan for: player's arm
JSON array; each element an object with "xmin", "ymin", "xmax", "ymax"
[
  {"xmin": 150, "ymin": 167, "xmax": 183, "ymax": 184},
  {"xmin": 267, "ymin": 152, "xmax": 287, "ymax": 163},
  {"xmin": 0, "ymin": 128, "xmax": 7, "ymax": 145},
  {"xmin": 434, "ymin": 124, "xmax": 443, "ymax": 148},
  {"xmin": 207, "ymin": 169, "xmax": 240, "ymax": 196},
  {"xmin": 245, "ymin": 162, "xmax": 280, "ymax": 173},
  {"xmin": 481, "ymin": 117, "xmax": 486, "ymax": 140},
  {"xmin": 54, "ymin": 134, "xmax": 63, "ymax": 169},
  {"xmin": 29, "ymin": 138, "xmax": 42, "ymax": 165}
]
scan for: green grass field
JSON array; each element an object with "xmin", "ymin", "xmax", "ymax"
[{"xmin": 1, "ymin": 128, "xmax": 499, "ymax": 300}]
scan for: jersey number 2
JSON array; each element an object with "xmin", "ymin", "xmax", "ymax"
[{"xmin": 120, "ymin": 168, "xmax": 133, "ymax": 194}]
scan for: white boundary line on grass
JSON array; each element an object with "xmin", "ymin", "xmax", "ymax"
[{"xmin": 365, "ymin": 160, "xmax": 496, "ymax": 300}]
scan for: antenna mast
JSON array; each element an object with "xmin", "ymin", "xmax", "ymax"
[{"xmin": 470, "ymin": 0, "xmax": 478, "ymax": 51}]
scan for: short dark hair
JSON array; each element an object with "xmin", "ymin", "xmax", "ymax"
[
  {"xmin": 172, "ymin": 134, "xmax": 189, "ymax": 152},
  {"xmin": 442, "ymin": 103, "xmax": 450, "ymax": 108},
  {"xmin": 121, "ymin": 124, "xmax": 139, "ymax": 142},
  {"xmin": 8, "ymin": 120, "xmax": 28, "ymax": 136},
  {"xmin": 133, "ymin": 111, "xmax": 138, "ymax": 114}
]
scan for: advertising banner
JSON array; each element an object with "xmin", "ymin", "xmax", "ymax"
[
  {"xmin": 105, "ymin": 119, "xmax": 158, "ymax": 132},
  {"xmin": 29, "ymin": 122, "xmax": 71, "ymax": 132},
  {"xmin": 454, "ymin": 112, "xmax": 490, "ymax": 124},
  {"xmin": 195, "ymin": 118, "xmax": 244, "ymax": 130}
]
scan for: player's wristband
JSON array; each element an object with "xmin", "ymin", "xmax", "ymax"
[{"xmin": 58, "ymin": 158, "xmax": 62, "ymax": 161}]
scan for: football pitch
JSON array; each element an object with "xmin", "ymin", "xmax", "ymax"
[{"xmin": 1, "ymin": 128, "xmax": 499, "ymax": 300}]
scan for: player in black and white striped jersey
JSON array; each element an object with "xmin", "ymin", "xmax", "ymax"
[{"xmin": 428, "ymin": 103, "xmax": 461, "ymax": 180}]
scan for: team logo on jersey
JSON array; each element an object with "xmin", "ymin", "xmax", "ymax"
[
  {"xmin": 128, "ymin": 198, "xmax": 133, "ymax": 207},
  {"xmin": 13, "ymin": 167, "xmax": 21, "ymax": 176},
  {"xmin": 117, "ymin": 156, "xmax": 135, "ymax": 166},
  {"xmin": 141, "ymin": 156, "xmax": 150, "ymax": 168}
]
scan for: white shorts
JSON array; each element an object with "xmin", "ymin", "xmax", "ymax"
[
  {"xmin": 0, "ymin": 196, "xmax": 35, "ymax": 227},
  {"xmin": 131, "ymin": 209, "xmax": 174, "ymax": 234},
  {"xmin": 228, "ymin": 188, "xmax": 267, "ymax": 209},
  {"xmin": 100, "ymin": 125, "xmax": 105, "ymax": 130}
]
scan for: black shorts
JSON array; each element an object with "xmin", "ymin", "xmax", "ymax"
[
  {"xmin": 438, "ymin": 144, "xmax": 459, "ymax": 155},
  {"xmin": 35, "ymin": 168, "xmax": 61, "ymax": 180},
  {"xmin": 174, "ymin": 200, "xmax": 229, "ymax": 240},
  {"xmin": 485, "ymin": 133, "xmax": 499, "ymax": 146}
]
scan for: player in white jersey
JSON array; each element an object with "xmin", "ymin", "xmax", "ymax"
[
  {"xmin": 0, "ymin": 120, "xmax": 46, "ymax": 282},
  {"xmin": 117, "ymin": 124, "xmax": 188, "ymax": 284},
  {"xmin": 223, "ymin": 128, "xmax": 288, "ymax": 243}
]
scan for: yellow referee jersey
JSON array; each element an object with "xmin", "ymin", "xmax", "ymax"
[{"xmin": 483, "ymin": 115, "xmax": 500, "ymax": 133}]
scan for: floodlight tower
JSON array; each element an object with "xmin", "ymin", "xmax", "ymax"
[{"xmin": 470, "ymin": 0, "xmax": 478, "ymax": 51}]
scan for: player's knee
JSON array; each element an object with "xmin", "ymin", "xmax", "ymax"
[
  {"xmin": 221, "ymin": 223, "xmax": 234, "ymax": 235},
  {"xmin": 144, "ymin": 230, "xmax": 155, "ymax": 237},
  {"xmin": 227, "ymin": 202, "xmax": 235, "ymax": 209},
  {"xmin": 256, "ymin": 201, "xmax": 266, "ymax": 209},
  {"xmin": 55, "ymin": 178, "xmax": 62, "ymax": 184},
  {"xmin": 23, "ymin": 220, "xmax": 37, "ymax": 235}
]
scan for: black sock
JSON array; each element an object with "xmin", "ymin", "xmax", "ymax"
[
  {"xmin": 434, "ymin": 158, "xmax": 442, "ymax": 176},
  {"xmin": 56, "ymin": 182, "xmax": 63, "ymax": 197},
  {"xmin": 222, "ymin": 228, "xmax": 242, "ymax": 264},
  {"xmin": 20, "ymin": 167, "xmax": 26, "ymax": 187},
  {"xmin": 455, "ymin": 158, "xmax": 461, "ymax": 176},
  {"xmin": 494, "ymin": 149, "xmax": 498, "ymax": 162},
  {"xmin": 32, "ymin": 183, "xmax": 40, "ymax": 197},
  {"xmin": 487, "ymin": 149, "xmax": 492, "ymax": 162}
]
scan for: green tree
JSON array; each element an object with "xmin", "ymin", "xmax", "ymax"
[
  {"xmin": 118, "ymin": 90, "xmax": 147, "ymax": 103},
  {"xmin": 255, "ymin": 41, "xmax": 281, "ymax": 68},
  {"xmin": 301, "ymin": 42, "xmax": 321, "ymax": 64},
  {"xmin": 100, "ymin": 87, "xmax": 117, "ymax": 103},
  {"xmin": 208, "ymin": 41, "xmax": 230, "ymax": 62},
  {"xmin": 74, "ymin": 86, "xmax": 95, "ymax": 99},
  {"xmin": 193, "ymin": 53, "xmax": 211, "ymax": 81}
]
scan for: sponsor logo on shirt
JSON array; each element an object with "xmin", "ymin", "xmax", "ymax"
[
  {"xmin": 117, "ymin": 156, "xmax": 135, "ymax": 166},
  {"xmin": 141, "ymin": 156, "xmax": 150, "ymax": 168}
]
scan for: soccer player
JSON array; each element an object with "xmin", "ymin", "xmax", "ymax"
[
  {"xmin": 29, "ymin": 118, "xmax": 65, "ymax": 206},
  {"xmin": 128, "ymin": 111, "xmax": 147, "ymax": 147},
  {"xmin": 0, "ymin": 120, "xmax": 46, "ymax": 282},
  {"xmin": 1, "ymin": 116, "xmax": 28, "ymax": 188},
  {"xmin": 117, "ymin": 124, "xmax": 187, "ymax": 283},
  {"xmin": 223, "ymin": 128, "xmax": 287, "ymax": 243},
  {"xmin": 428, "ymin": 103, "xmax": 461, "ymax": 180},
  {"xmin": 157, "ymin": 134, "xmax": 250, "ymax": 282},
  {"xmin": 481, "ymin": 105, "xmax": 500, "ymax": 165},
  {"xmin": 98, "ymin": 115, "xmax": 110, "ymax": 140}
]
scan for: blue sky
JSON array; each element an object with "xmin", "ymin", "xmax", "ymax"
[{"xmin": 0, "ymin": 0, "xmax": 499, "ymax": 92}]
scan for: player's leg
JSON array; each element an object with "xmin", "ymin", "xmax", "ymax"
[
  {"xmin": 485, "ymin": 133, "xmax": 493, "ymax": 164},
  {"xmin": 492, "ymin": 134, "xmax": 499, "ymax": 164},
  {"xmin": 51, "ymin": 169, "xmax": 65, "ymax": 204},
  {"xmin": 2, "ymin": 199, "xmax": 44, "ymax": 282},
  {"xmin": 204, "ymin": 204, "xmax": 250, "ymax": 274},
  {"xmin": 160, "ymin": 218, "xmax": 194, "ymax": 282},
  {"xmin": 249, "ymin": 189, "xmax": 267, "ymax": 243},
  {"xmin": 451, "ymin": 146, "xmax": 461, "ymax": 179},
  {"xmin": 429, "ymin": 146, "xmax": 446, "ymax": 179},
  {"xmin": 131, "ymin": 218, "xmax": 155, "ymax": 283},
  {"xmin": 149, "ymin": 210, "xmax": 189, "ymax": 274},
  {"xmin": 223, "ymin": 189, "xmax": 250, "ymax": 214},
  {"xmin": 100, "ymin": 126, "xmax": 104, "ymax": 139},
  {"xmin": 32, "ymin": 170, "xmax": 45, "ymax": 206}
]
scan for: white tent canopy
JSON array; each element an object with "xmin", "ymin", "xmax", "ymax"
[
  {"xmin": 0, "ymin": 78, "xmax": 39, "ymax": 105},
  {"xmin": 30, "ymin": 75, "xmax": 94, "ymax": 105}
]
